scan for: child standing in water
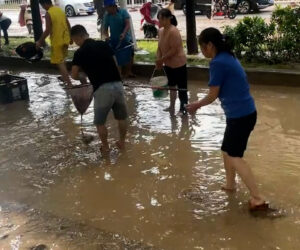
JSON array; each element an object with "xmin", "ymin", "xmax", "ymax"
[
  {"xmin": 156, "ymin": 8, "xmax": 188, "ymax": 116},
  {"xmin": 186, "ymin": 28, "xmax": 268, "ymax": 211},
  {"xmin": 37, "ymin": 0, "xmax": 72, "ymax": 86}
]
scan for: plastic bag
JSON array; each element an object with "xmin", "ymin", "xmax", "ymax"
[{"xmin": 15, "ymin": 42, "xmax": 43, "ymax": 63}]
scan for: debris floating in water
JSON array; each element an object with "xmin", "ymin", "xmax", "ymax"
[{"xmin": 150, "ymin": 197, "xmax": 162, "ymax": 207}]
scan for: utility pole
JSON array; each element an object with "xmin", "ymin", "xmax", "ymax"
[
  {"xmin": 119, "ymin": 0, "xmax": 137, "ymax": 49},
  {"xmin": 30, "ymin": 0, "xmax": 43, "ymax": 42},
  {"xmin": 185, "ymin": 0, "xmax": 198, "ymax": 54}
]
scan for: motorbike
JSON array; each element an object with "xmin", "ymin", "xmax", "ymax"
[
  {"xmin": 140, "ymin": 2, "xmax": 161, "ymax": 39},
  {"xmin": 19, "ymin": 4, "xmax": 33, "ymax": 34},
  {"xmin": 206, "ymin": 0, "xmax": 237, "ymax": 19}
]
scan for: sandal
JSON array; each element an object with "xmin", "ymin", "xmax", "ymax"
[
  {"xmin": 249, "ymin": 201, "xmax": 277, "ymax": 213},
  {"xmin": 221, "ymin": 186, "xmax": 236, "ymax": 193}
]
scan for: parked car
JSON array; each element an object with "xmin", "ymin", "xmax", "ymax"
[
  {"xmin": 175, "ymin": 0, "xmax": 274, "ymax": 14},
  {"xmin": 56, "ymin": 0, "xmax": 95, "ymax": 17}
]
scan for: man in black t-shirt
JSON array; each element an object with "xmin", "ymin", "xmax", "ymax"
[{"xmin": 71, "ymin": 25, "xmax": 128, "ymax": 153}]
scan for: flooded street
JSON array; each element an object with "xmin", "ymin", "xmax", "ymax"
[{"xmin": 1, "ymin": 71, "xmax": 300, "ymax": 249}]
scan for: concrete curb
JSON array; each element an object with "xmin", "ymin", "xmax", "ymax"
[{"xmin": 0, "ymin": 56, "xmax": 299, "ymax": 86}]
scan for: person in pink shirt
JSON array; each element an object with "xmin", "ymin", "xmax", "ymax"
[{"xmin": 156, "ymin": 8, "xmax": 188, "ymax": 115}]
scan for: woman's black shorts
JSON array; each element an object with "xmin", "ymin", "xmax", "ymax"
[{"xmin": 221, "ymin": 111, "xmax": 257, "ymax": 158}]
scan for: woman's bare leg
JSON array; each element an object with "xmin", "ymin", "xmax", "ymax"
[
  {"xmin": 222, "ymin": 152, "xmax": 237, "ymax": 190},
  {"xmin": 164, "ymin": 89, "xmax": 177, "ymax": 114},
  {"xmin": 228, "ymin": 155, "xmax": 264, "ymax": 206}
]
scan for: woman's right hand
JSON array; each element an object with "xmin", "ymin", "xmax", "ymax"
[
  {"xmin": 155, "ymin": 58, "xmax": 164, "ymax": 70},
  {"xmin": 185, "ymin": 102, "xmax": 201, "ymax": 115}
]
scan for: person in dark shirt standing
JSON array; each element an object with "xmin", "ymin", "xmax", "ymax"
[{"xmin": 70, "ymin": 25, "xmax": 128, "ymax": 153}]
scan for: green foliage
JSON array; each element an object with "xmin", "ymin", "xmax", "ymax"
[
  {"xmin": 224, "ymin": 6, "xmax": 300, "ymax": 64},
  {"xmin": 269, "ymin": 5, "xmax": 300, "ymax": 63}
]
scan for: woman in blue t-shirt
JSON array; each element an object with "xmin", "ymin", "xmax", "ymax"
[{"xmin": 186, "ymin": 28, "xmax": 268, "ymax": 211}]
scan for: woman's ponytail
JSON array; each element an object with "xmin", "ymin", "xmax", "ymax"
[
  {"xmin": 170, "ymin": 14, "xmax": 178, "ymax": 26},
  {"xmin": 198, "ymin": 28, "xmax": 235, "ymax": 57}
]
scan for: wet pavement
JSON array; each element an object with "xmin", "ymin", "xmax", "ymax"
[{"xmin": 0, "ymin": 71, "xmax": 300, "ymax": 249}]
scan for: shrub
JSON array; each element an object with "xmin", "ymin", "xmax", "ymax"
[
  {"xmin": 224, "ymin": 6, "xmax": 300, "ymax": 64},
  {"xmin": 269, "ymin": 6, "xmax": 300, "ymax": 63}
]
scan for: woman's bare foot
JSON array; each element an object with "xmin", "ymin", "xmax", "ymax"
[
  {"xmin": 221, "ymin": 186, "xmax": 236, "ymax": 192},
  {"xmin": 177, "ymin": 110, "xmax": 187, "ymax": 117},
  {"xmin": 163, "ymin": 107, "xmax": 175, "ymax": 115},
  {"xmin": 249, "ymin": 197, "xmax": 267, "ymax": 210}
]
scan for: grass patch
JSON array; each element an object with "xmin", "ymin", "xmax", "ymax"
[
  {"xmin": 135, "ymin": 40, "xmax": 210, "ymax": 66},
  {"xmin": 1, "ymin": 37, "xmax": 299, "ymax": 70}
]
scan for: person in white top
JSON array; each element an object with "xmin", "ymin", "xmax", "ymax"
[{"xmin": 0, "ymin": 11, "xmax": 12, "ymax": 48}]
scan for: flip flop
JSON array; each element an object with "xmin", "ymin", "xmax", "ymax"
[
  {"xmin": 221, "ymin": 186, "xmax": 236, "ymax": 193},
  {"xmin": 249, "ymin": 201, "xmax": 277, "ymax": 212}
]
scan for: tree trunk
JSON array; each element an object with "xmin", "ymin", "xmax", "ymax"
[
  {"xmin": 30, "ymin": 0, "xmax": 43, "ymax": 42},
  {"xmin": 185, "ymin": 0, "xmax": 198, "ymax": 55}
]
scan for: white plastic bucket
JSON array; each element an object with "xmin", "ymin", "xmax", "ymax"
[{"xmin": 150, "ymin": 76, "xmax": 168, "ymax": 98}]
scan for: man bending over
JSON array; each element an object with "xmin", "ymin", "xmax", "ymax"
[{"xmin": 71, "ymin": 25, "xmax": 128, "ymax": 153}]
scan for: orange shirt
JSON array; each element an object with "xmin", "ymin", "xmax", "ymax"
[{"xmin": 158, "ymin": 25, "xmax": 186, "ymax": 68}]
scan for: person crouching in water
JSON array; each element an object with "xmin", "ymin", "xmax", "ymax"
[
  {"xmin": 37, "ymin": 0, "xmax": 72, "ymax": 86},
  {"xmin": 70, "ymin": 25, "xmax": 128, "ymax": 153},
  {"xmin": 0, "ymin": 11, "xmax": 11, "ymax": 47},
  {"xmin": 156, "ymin": 9, "xmax": 188, "ymax": 116},
  {"xmin": 186, "ymin": 28, "xmax": 269, "ymax": 211}
]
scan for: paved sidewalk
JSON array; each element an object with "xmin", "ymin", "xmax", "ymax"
[{"xmin": 2, "ymin": 7, "xmax": 273, "ymax": 39}]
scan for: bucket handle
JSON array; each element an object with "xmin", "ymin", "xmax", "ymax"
[{"xmin": 149, "ymin": 67, "xmax": 167, "ymax": 84}]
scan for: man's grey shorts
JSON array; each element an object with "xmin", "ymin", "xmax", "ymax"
[{"xmin": 93, "ymin": 81, "xmax": 128, "ymax": 125}]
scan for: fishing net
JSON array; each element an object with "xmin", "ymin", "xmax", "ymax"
[
  {"xmin": 67, "ymin": 84, "xmax": 93, "ymax": 115},
  {"xmin": 67, "ymin": 84, "xmax": 94, "ymax": 144}
]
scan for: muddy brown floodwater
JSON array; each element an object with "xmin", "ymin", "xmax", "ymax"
[{"xmin": 0, "ymin": 71, "xmax": 300, "ymax": 249}]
